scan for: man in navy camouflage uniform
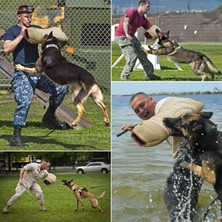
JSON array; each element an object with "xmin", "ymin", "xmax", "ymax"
[{"xmin": 3, "ymin": 5, "xmax": 67, "ymax": 147}]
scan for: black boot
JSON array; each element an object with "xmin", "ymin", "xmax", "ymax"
[
  {"xmin": 146, "ymin": 74, "xmax": 161, "ymax": 80},
  {"xmin": 9, "ymin": 127, "xmax": 28, "ymax": 147},
  {"xmin": 42, "ymin": 105, "xmax": 67, "ymax": 130}
]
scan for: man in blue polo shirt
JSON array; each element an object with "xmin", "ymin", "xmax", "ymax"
[{"xmin": 3, "ymin": 5, "xmax": 68, "ymax": 147}]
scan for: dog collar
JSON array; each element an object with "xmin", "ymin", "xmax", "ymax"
[{"xmin": 45, "ymin": 44, "xmax": 59, "ymax": 49}]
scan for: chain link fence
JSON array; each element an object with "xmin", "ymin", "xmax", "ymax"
[{"xmin": 0, "ymin": 0, "xmax": 111, "ymax": 98}]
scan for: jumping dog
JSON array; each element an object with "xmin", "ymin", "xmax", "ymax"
[
  {"xmin": 163, "ymin": 112, "xmax": 222, "ymax": 220},
  {"xmin": 15, "ymin": 32, "xmax": 110, "ymax": 127},
  {"xmin": 142, "ymin": 31, "xmax": 221, "ymax": 81}
]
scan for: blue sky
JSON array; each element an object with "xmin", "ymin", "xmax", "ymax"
[
  {"xmin": 113, "ymin": 0, "xmax": 222, "ymax": 13},
  {"xmin": 112, "ymin": 82, "xmax": 222, "ymax": 95}
]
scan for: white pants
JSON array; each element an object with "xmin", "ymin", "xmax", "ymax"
[{"xmin": 7, "ymin": 182, "xmax": 44, "ymax": 206}]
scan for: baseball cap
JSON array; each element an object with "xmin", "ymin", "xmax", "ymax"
[{"xmin": 17, "ymin": 5, "xmax": 35, "ymax": 15}]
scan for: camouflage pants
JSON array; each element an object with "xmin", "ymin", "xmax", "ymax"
[
  {"xmin": 7, "ymin": 182, "xmax": 44, "ymax": 206},
  {"xmin": 115, "ymin": 36, "xmax": 154, "ymax": 78},
  {"xmin": 12, "ymin": 71, "xmax": 67, "ymax": 128}
]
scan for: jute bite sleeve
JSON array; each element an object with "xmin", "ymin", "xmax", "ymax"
[
  {"xmin": 131, "ymin": 97, "xmax": 204, "ymax": 147},
  {"xmin": 25, "ymin": 27, "xmax": 68, "ymax": 44}
]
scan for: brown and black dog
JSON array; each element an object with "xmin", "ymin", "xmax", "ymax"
[
  {"xmin": 142, "ymin": 31, "xmax": 221, "ymax": 81},
  {"xmin": 15, "ymin": 32, "xmax": 110, "ymax": 127},
  {"xmin": 163, "ymin": 112, "xmax": 222, "ymax": 220},
  {"xmin": 62, "ymin": 179, "xmax": 105, "ymax": 213}
]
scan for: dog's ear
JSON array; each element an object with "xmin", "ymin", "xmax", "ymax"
[
  {"xmin": 48, "ymin": 31, "xmax": 53, "ymax": 39},
  {"xmin": 43, "ymin": 34, "xmax": 49, "ymax": 40},
  {"xmin": 166, "ymin": 31, "xmax": 170, "ymax": 38},
  {"xmin": 71, "ymin": 179, "xmax": 73, "ymax": 182},
  {"xmin": 199, "ymin": 112, "xmax": 213, "ymax": 119}
]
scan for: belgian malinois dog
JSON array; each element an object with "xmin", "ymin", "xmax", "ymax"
[
  {"xmin": 142, "ymin": 31, "xmax": 221, "ymax": 81},
  {"xmin": 163, "ymin": 112, "xmax": 222, "ymax": 220},
  {"xmin": 15, "ymin": 32, "xmax": 110, "ymax": 127},
  {"xmin": 62, "ymin": 179, "xmax": 105, "ymax": 213}
]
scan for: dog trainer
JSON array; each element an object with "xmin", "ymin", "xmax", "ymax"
[
  {"xmin": 120, "ymin": 92, "xmax": 204, "ymax": 221},
  {"xmin": 3, "ymin": 5, "xmax": 68, "ymax": 147},
  {"xmin": 3, "ymin": 160, "xmax": 53, "ymax": 213},
  {"xmin": 115, "ymin": 0, "xmax": 161, "ymax": 81}
]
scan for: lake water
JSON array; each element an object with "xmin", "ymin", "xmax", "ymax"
[{"xmin": 112, "ymin": 94, "xmax": 222, "ymax": 222}]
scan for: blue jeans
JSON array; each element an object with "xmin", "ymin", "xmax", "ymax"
[{"xmin": 12, "ymin": 71, "xmax": 67, "ymax": 128}]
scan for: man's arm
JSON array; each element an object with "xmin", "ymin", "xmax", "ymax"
[
  {"xmin": 123, "ymin": 17, "xmax": 133, "ymax": 41},
  {"xmin": 19, "ymin": 167, "xmax": 26, "ymax": 185},
  {"xmin": 3, "ymin": 26, "xmax": 26, "ymax": 54}
]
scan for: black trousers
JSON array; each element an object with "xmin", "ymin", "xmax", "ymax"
[{"xmin": 163, "ymin": 142, "xmax": 203, "ymax": 221}]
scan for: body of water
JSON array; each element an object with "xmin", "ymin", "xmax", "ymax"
[{"xmin": 112, "ymin": 94, "xmax": 222, "ymax": 222}]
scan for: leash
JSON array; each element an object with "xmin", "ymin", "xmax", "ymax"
[
  {"xmin": 88, "ymin": 185, "xmax": 105, "ymax": 189},
  {"xmin": 116, "ymin": 124, "xmax": 137, "ymax": 137},
  {"xmin": 41, "ymin": 128, "xmax": 56, "ymax": 138},
  {"xmin": 21, "ymin": 183, "xmax": 33, "ymax": 196}
]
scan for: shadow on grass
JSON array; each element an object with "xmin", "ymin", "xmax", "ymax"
[
  {"xmin": 0, "ymin": 121, "xmax": 101, "ymax": 150},
  {"xmin": 0, "ymin": 134, "xmax": 101, "ymax": 150}
]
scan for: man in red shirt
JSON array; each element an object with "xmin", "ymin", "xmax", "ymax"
[{"xmin": 115, "ymin": 0, "xmax": 161, "ymax": 81}]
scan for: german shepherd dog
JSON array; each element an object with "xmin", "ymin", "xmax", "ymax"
[
  {"xmin": 142, "ymin": 31, "xmax": 221, "ymax": 81},
  {"xmin": 62, "ymin": 179, "xmax": 105, "ymax": 213},
  {"xmin": 163, "ymin": 112, "xmax": 222, "ymax": 220},
  {"xmin": 15, "ymin": 32, "xmax": 110, "ymax": 127}
]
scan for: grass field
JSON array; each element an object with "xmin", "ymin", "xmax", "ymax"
[
  {"xmin": 0, "ymin": 173, "xmax": 110, "ymax": 222},
  {"xmin": 112, "ymin": 43, "xmax": 222, "ymax": 81},
  {"xmin": 0, "ymin": 93, "xmax": 111, "ymax": 150}
]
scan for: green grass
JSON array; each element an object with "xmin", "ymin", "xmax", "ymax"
[
  {"xmin": 0, "ymin": 93, "xmax": 110, "ymax": 150},
  {"xmin": 0, "ymin": 173, "xmax": 110, "ymax": 222},
  {"xmin": 112, "ymin": 43, "xmax": 222, "ymax": 81}
]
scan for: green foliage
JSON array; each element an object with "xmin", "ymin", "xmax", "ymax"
[
  {"xmin": 0, "ymin": 173, "xmax": 110, "ymax": 222},
  {"xmin": 0, "ymin": 93, "xmax": 111, "ymax": 150},
  {"xmin": 112, "ymin": 43, "xmax": 222, "ymax": 81}
]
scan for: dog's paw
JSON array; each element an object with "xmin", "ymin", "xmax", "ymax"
[
  {"xmin": 15, "ymin": 64, "xmax": 25, "ymax": 71},
  {"xmin": 140, "ymin": 46, "xmax": 147, "ymax": 54}
]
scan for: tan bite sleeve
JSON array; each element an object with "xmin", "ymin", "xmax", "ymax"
[
  {"xmin": 131, "ymin": 97, "xmax": 204, "ymax": 148},
  {"xmin": 145, "ymin": 25, "xmax": 161, "ymax": 39},
  {"xmin": 26, "ymin": 27, "xmax": 68, "ymax": 44}
]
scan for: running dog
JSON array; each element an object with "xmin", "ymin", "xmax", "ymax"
[
  {"xmin": 163, "ymin": 112, "xmax": 222, "ymax": 220},
  {"xmin": 15, "ymin": 32, "xmax": 110, "ymax": 127},
  {"xmin": 62, "ymin": 179, "xmax": 105, "ymax": 213},
  {"xmin": 142, "ymin": 31, "xmax": 221, "ymax": 81}
]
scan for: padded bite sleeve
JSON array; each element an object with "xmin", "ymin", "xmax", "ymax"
[
  {"xmin": 26, "ymin": 27, "xmax": 68, "ymax": 44},
  {"xmin": 131, "ymin": 97, "xmax": 204, "ymax": 147}
]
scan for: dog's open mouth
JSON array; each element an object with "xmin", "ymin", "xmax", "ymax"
[{"xmin": 62, "ymin": 179, "xmax": 68, "ymax": 185}]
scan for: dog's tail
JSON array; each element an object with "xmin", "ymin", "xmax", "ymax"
[
  {"xmin": 97, "ymin": 191, "xmax": 105, "ymax": 199},
  {"xmin": 203, "ymin": 56, "xmax": 221, "ymax": 75}
]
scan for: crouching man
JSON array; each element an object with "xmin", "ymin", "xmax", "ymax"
[{"xmin": 3, "ymin": 159, "xmax": 54, "ymax": 213}]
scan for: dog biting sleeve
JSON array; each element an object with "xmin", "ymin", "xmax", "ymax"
[
  {"xmin": 25, "ymin": 27, "xmax": 68, "ymax": 44},
  {"xmin": 145, "ymin": 25, "xmax": 161, "ymax": 39},
  {"xmin": 131, "ymin": 97, "xmax": 204, "ymax": 147}
]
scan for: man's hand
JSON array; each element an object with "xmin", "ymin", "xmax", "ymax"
[
  {"xmin": 126, "ymin": 34, "xmax": 133, "ymax": 41},
  {"xmin": 121, "ymin": 124, "xmax": 134, "ymax": 132},
  {"xmin": 117, "ymin": 124, "xmax": 137, "ymax": 137},
  {"xmin": 19, "ymin": 25, "xmax": 27, "ymax": 38},
  {"xmin": 19, "ymin": 178, "xmax": 25, "ymax": 186}
]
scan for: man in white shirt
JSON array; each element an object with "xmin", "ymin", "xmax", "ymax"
[{"xmin": 3, "ymin": 160, "xmax": 50, "ymax": 213}]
